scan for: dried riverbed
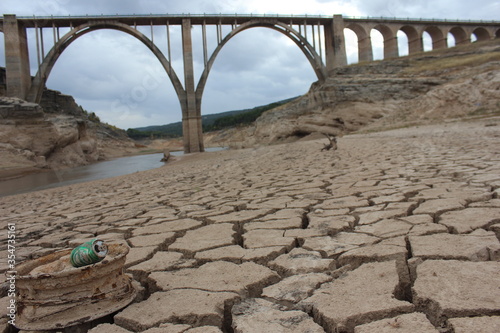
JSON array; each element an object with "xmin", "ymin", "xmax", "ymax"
[{"xmin": 1, "ymin": 119, "xmax": 499, "ymax": 332}]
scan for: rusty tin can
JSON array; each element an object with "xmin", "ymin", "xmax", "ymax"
[{"xmin": 70, "ymin": 239, "xmax": 108, "ymax": 267}]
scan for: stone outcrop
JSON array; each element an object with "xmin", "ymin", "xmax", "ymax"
[{"xmin": 0, "ymin": 90, "xmax": 138, "ymax": 179}]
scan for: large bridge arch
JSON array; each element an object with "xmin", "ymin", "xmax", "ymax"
[
  {"xmin": 195, "ymin": 19, "xmax": 326, "ymax": 113},
  {"xmin": 27, "ymin": 21, "xmax": 185, "ymax": 108}
]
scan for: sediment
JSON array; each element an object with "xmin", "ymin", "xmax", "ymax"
[{"xmin": 1, "ymin": 118, "xmax": 499, "ymax": 333}]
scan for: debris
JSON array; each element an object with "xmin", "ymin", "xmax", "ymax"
[
  {"xmin": 15, "ymin": 243, "xmax": 136, "ymax": 331},
  {"xmin": 70, "ymin": 239, "xmax": 108, "ymax": 267},
  {"xmin": 321, "ymin": 133, "xmax": 338, "ymax": 151}
]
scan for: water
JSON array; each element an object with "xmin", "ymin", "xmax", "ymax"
[{"xmin": 0, "ymin": 150, "xmax": 189, "ymax": 197}]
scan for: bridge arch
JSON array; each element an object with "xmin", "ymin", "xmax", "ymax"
[
  {"xmin": 345, "ymin": 23, "xmax": 372, "ymax": 62},
  {"xmin": 472, "ymin": 27, "xmax": 491, "ymax": 41},
  {"xmin": 448, "ymin": 27, "xmax": 469, "ymax": 45},
  {"xmin": 195, "ymin": 19, "xmax": 326, "ymax": 112},
  {"xmin": 399, "ymin": 25, "xmax": 422, "ymax": 54},
  {"xmin": 373, "ymin": 24, "xmax": 398, "ymax": 59},
  {"xmin": 27, "ymin": 21, "xmax": 184, "ymax": 108}
]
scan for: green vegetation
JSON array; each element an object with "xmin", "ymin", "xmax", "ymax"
[
  {"xmin": 203, "ymin": 100, "xmax": 291, "ymax": 132},
  {"xmin": 127, "ymin": 97, "xmax": 297, "ymax": 140}
]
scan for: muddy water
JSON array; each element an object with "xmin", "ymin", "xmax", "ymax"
[{"xmin": 0, "ymin": 152, "xmax": 180, "ymax": 197}]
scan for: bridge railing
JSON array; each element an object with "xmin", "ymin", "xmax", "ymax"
[{"xmin": 8, "ymin": 13, "xmax": 499, "ymax": 24}]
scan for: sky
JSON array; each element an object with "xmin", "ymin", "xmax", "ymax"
[{"xmin": 0, "ymin": 0, "xmax": 498, "ymax": 129}]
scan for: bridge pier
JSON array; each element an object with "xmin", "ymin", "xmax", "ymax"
[
  {"xmin": 181, "ymin": 19, "xmax": 204, "ymax": 153},
  {"xmin": 4, "ymin": 15, "xmax": 31, "ymax": 99},
  {"xmin": 325, "ymin": 15, "xmax": 347, "ymax": 71},
  {"xmin": 384, "ymin": 36, "xmax": 399, "ymax": 59}
]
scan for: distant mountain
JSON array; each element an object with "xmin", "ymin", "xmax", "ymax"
[{"xmin": 127, "ymin": 97, "xmax": 298, "ymax": 139}]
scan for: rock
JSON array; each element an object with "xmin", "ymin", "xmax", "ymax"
[
  {"xmin": 354, "ymin": 312, "xmax": 439, "ymax": 333},
  {"xmin": 232, "ymin": 298, "xmax": 325, "ymax": 333},
  {"xmin": 161, "ymin": 149, "xmax": 170, "ymax": 162},
  {"xmin": 268, "ymin": 248, "xmax": 336, "ymax": 276},
  {"xmin": 300, "ymin": 261, "xmax": 414, "ymax": 332},
  {"xmin": 438, "ymin": 207, "xmax": 500, "ymax": 233},
  {"xmin": 114, "ymin": 289, "xmax": 240, "ymax": 331},
  {"xmin": 448, "ymin": 316, "xmax": 500, "ymax": 333},
  {"xmin": 412, "ymin": 260, "xmax": 500, "ymax": 326},
  {"xmin": 409, "ymin": 230, "xmax": 500, "ymax": 261},
  {"xmin": 262, "ymin": 273, "xmax": 332, "ymax": 304},
  {"xmin": 149, "ymin": 261, "xmax": 280, "ymax": 297},
  {"xmin": 168, "ymin": 223, "xmax": 236, "ymax": 255}
]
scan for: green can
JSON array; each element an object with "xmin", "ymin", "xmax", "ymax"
[{"xmin": 70, "ymin": 239, "xmax": 108, "ymax": 268}]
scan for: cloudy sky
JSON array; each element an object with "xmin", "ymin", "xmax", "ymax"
[{"xmin": 1, "ymin": 0, "xmax": 498, "ymax": 129}]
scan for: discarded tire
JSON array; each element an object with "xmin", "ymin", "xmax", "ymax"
[{"xmin": 15, "ymin": 242, "xmax": 136, "ymax": 331}]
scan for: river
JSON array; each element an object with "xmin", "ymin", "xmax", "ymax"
[{"xmin": 0, "ymin": 149, "xmax": 222, "ymax": 197}]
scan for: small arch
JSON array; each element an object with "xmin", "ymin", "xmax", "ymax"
[
  {"xmin": 496, "ymin": 29, "xmax": 500, "ymax": 39},
  {"xmin": 424, "ymin": 26, "xmax": 447, "ymax": 50},
  {"xmin": 449, "ymin": 27, "xmax": 469, "ymax": 46},
  {"xmin": 374, "ymin": 24, "xmax": 398, "ymax": 59},
  {"xmin": 472, "ymin": 27, "xmax": 491, "ymax": 42},
  {"xmin": 346, "ymin": 23, "xmax": 372, "ymax": 62},
  {"xmin": 400, "ymin": 25, "xmax": 422, "ymax": 54}
]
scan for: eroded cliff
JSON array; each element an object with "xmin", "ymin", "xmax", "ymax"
[{"xmin": 0, "ymin": 90, "xmax": 139, "ymax": 180}]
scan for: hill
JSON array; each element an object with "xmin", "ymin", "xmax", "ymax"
[
  {"xmin": 208, "ymin": 39, "xmax": 500, "ymax": 148},
  {"xmin": 127, "ymin": 97, "xmax": 298, "ymax": 140}
]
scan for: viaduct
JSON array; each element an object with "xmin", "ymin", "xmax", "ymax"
[{"xmin": 1, "ymin": 14, "xmax": 499, "ymax": 152}]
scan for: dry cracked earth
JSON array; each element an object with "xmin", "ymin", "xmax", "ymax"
[{"xmin": 1, "ymin": 119, "xmax": 500, "ymax": 333}]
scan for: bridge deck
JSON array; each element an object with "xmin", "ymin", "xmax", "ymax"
[{"xmin": 1, "ymin": 14, "xmax": 498, "ymax": 28}]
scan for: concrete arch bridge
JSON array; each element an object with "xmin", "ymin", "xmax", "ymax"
[{"xmin": 1, "ymin": 14, "xmax": 499, "ymax": 152}]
